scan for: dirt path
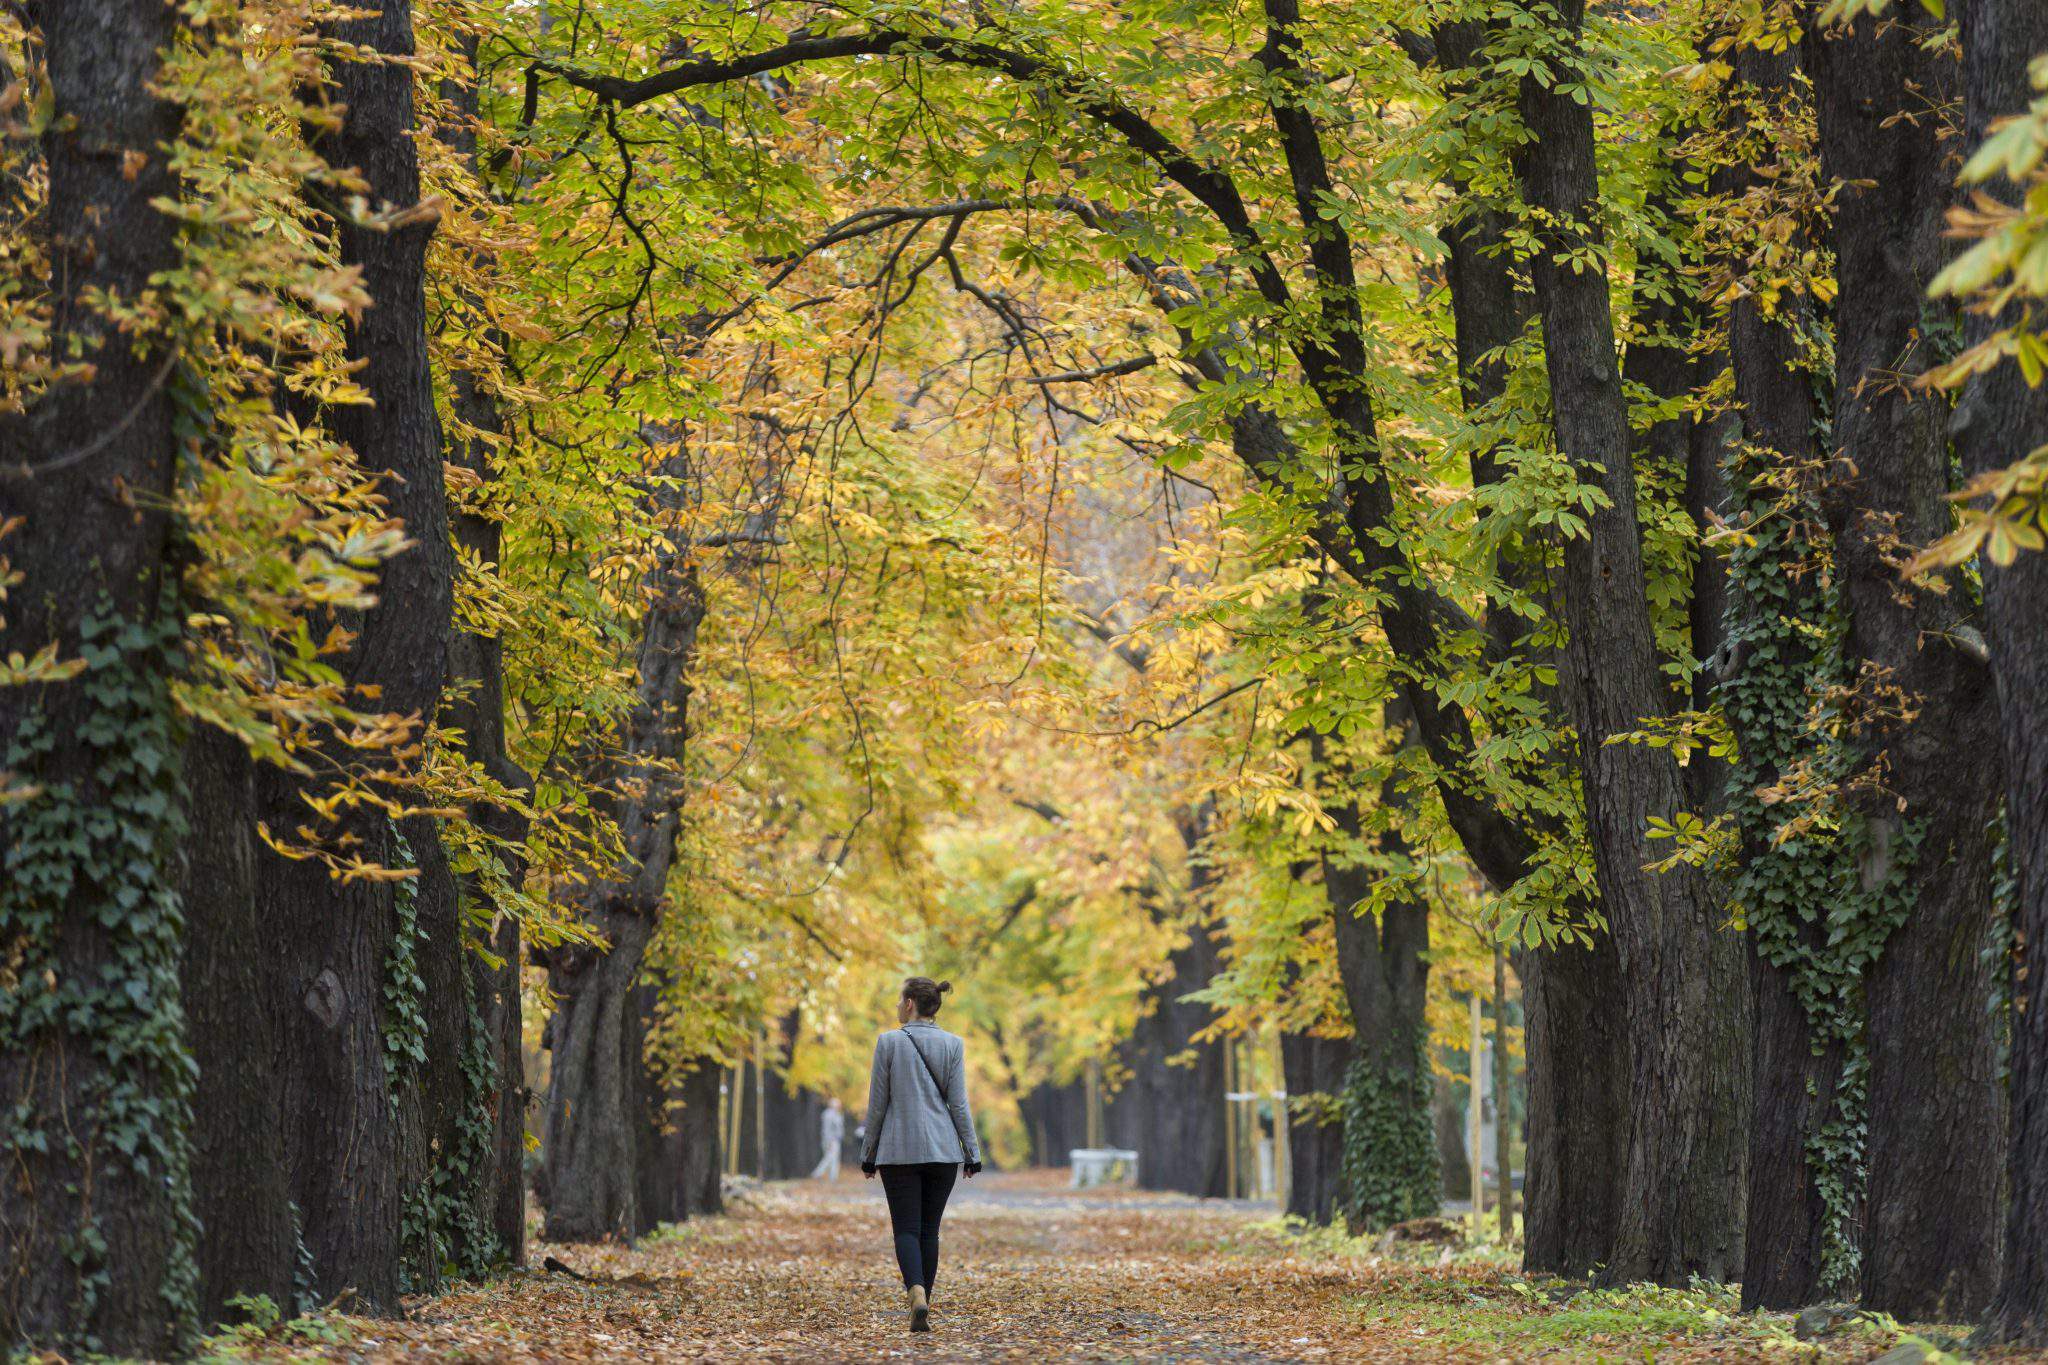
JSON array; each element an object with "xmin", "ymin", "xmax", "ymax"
[{"xmin": 216, "ymin": 1173, "xmax": 2005, "ymax": 1362}]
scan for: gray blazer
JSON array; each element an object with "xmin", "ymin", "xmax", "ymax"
[{"xmin": 861, "ymin": 1021, "xmax": 980, "ymax": 1166}]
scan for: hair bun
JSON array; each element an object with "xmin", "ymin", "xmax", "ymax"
[{"xmin": 938, "ymin": 980, "xmax": 953, "ymax": 994}]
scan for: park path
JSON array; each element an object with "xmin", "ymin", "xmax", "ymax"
[
  {"xmin": 402, "ymin": 1173, "xmax": 1322, "ymax": 1362},
  {"xmin": 224, "ymin": 1172, "xmax": 2001, "ymax": 1363}
]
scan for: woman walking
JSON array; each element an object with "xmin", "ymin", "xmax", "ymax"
[{"xmin": 861, "ymin": 976, "xmax": 981, "ymax": 1332}]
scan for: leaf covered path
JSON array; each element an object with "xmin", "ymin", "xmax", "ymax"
[{"xmin": 211, "ymin": 1172, "xmax": 2017, "ymax": 1363}]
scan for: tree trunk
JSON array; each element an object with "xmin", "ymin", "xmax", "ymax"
[
  {"xmin": 1281, "ymin": 1031, "xmax": 1352, "ymax": 1225},
  {"xmin": 1698, "ymin": 33, "xmax": 1859, "ymax": 1310},
  {"xmin": 1958, "ymin": 0, "xmax": 2048, "ymax": 1342},
  {"xmin": 179, "ymin": 732, "xmax": 298, "ymax": 1325},
  {"xmin": 1108, "ymin": 920, "xmax": 1229, "ymax": 1197},
  {"xmin": 1511, "ymin": 0, "xmax": 1750, "ymax": 1285},
  {"xmin": 1434, "ymin": 1073, "xmax": 1473, "ymax": 1201},
  {"xmin": 678, "ymin": 1061, "xmax": 726, "ymax": 1216},
  {"xmin": 1425, "ymin": 29, "xmax": 1633, "ymax": 1265},
  {"xmin": 755, "ymin": 1012, "xmax": 819, "ymax": 1179},
  {"xmin": 442, "ymin": 29, "xmax": 533, "ymax": 1277},
  {"xmin": 395, "ymin": 822, "xmax": 470, "ymax": 1293},
  {"xmin": 636, "ymin": 1053, "xmax": 724, "ymax": 1225},
  {"xmin": 543, "ymin": 916, "xmax": 658, "ymax": 1237},
  {"xmin": 471, "ymin": 916, "xmax": 527, "ymax": 1266},
  {"xmin": 1493, "ymin": 947, "xmax": 1515, "ymax": 1241},
  {"xmin": 1023, "ymin": 1080, "xmax": 1089, "ymax": 1165},
  {"xmin": 1516, "ymin": 939, "xmax": 1628, "ymax": 1275},
  {"xmin": 0, "ymin": 2, "xmax": 195, "ymax": 1351},
  {"xmin": 540, "ymin": 499, "xmax": 705, "ymax": 1240},
  {"xmin": 251, "ymin": 0, "xmax": 460, "ymax": 1310},
  {"xmin": 1809, "ymin": 9, "xmax": 2006, "ymax": 1319},
  {"xmin": 1324, "ymin": 792, "xmax": 1438, "ymax": 1232},
  {"xmin": 628, "ymin": 989, "xmax": 719, "ymax": 1232},
  {"xmin": 733, "ymin": 1043, "xmax": 764, "ymax": 1177}
]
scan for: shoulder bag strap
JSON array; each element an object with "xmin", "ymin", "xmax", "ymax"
[{"xmin": 900, "ymin": 1028, "xmax": 949, "ymax": 1100}]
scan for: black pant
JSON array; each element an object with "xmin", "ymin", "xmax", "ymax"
[{"xmin": 878, "ymin": 1162, "xmax": 957, "ymax": 1295}]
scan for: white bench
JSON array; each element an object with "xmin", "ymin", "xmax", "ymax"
[{"xmin": 1068, "ymin": 1147, "xmax": 1139, "ymax": 1188}]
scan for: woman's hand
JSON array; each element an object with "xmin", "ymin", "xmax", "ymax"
[
  {"xmin": 861, "ymin": 1160, "xmax": 877, "ymax": 1178},
  {"xmin": 964, "ymin": 1161, "xmax": 982, "ymax": 1179}
]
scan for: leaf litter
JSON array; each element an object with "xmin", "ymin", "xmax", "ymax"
[{"xmin": 210, "ymin": 1172, "xmax": 2044, "ymax": 1363}]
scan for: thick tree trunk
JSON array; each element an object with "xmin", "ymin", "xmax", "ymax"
[
  {"xmin": 1976, "ymin": 402, "xmax": 2048, "ymax": 1344},
  {"xmin": 1023, "ymin": 1079, "xmax": 1090, "ymax": 1165},
  {"xmin": 540, "ymin": 502, "xmax": 705, "ymax": 1240},
  {"xmin": 256, "ymin": 805, "xmax": 404, "ymax": 1309},
  {"xmin": 472, "ymin": 916, "xmax": 527, "ymax": 1265},
  {"xmin": 1517, "ymin": 939, "xmax": 1628, "ymax": 1275},
  {"xmin": 1108, "ymin": 920, "xmax": 1229, "ymax": 1197},
  {"xmin": 179, "ymin": 733, "xmax": 297, "ymax": 1324},
  {"xmin": 1700, "ymin": 36, "xmax": 1857, "ymax": 1310},
  {"xmin": 1324, "ymin": 793, "xmax": 1439, "ymax": 1231},
  {"xmin": 630, "ymin": 996, "xmax": 728, "ymax": 1229},
  {"xmin": 0, "ymin": 3, "xmax": 195, "ymax": 1352},
  {"xmin": 1808, "ymin": 10, "xmax": 2006, "ymax": 1319},
  {"xmin": 1281, "ymin": 1031, "xmax": 1351, "ymax": 1224},
  {"xmin": 543, "ymin": 917, "xmax": 658, "ymax": 1237},
  {"xmin": 249, "ymin": 0, "xmax": 460, "ymax": 1310},
  {"xmin": 443, "ymin": 32, "xmax": 533, "ymax": 1276},
  {"xmin": 1958, "ymin": 0, "xmax": 2048, "ymax": 1342},
  {"xmin": 395, "ymin": 824, "xmax": 470, "ymax": 1293},
  {"xmin": 677, "ymin": 1061, "xmax": 726, "ymax": 1216},
  {"xmin": 1434, "ymin": 1073, "xmax": 1473, "ymax": 1200},
  {"xmin": 637, "ymin": 1054, "xmax": 724, "ymax": 1226},
  {"xmin": 1511, "ymin": 0, "xmax": 1750, "ymax": 1285},
  {"xmin": 767, "ymin": 1088, "xmax": 821, "ymax": 1179},
  {"xmin": 734, "ymin": 1048, "xmax": 764, "ymax": 1177},
  {"xmin": 1425, "ymin": 32, "xmax": 1633, "ymax": 1265}
]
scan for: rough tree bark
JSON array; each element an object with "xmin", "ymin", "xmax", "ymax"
[
  {"xmin": 0, "ymin": 2, "xmax": 194, "ymax": 1351},
  {"xmin": 638, "ymin": 1055, "xmax": 725, "ymax": 1227},
  {"xmin": 1706, "ymin": 36, "xmax": 1853, "ymax": 1311},
  {"xmin": 1281, "ymin": 1030, "xmax": 1351, "ymax": 1224},
  {"xmin": 1429, "ymin": 19, "xmax": 1632, "ymax": 1268},
  {"xmin": 539, "ymin": 472, "xmax": 706, "ymax": 1241},
  {"xmin": 628, "ymin": 988, "xmax": 724, "ymax": 1231},
  {"xmin": 1958, "ymin": 0, "xmax": 2048, "ymax": 1343},
  {"xmin": 248, "ymin": 0, "xmax": 460, "ymax": 1309},
  {"xmin": 1108, "ymin": 889, "xmax": 1230, "ymax": 1196},
  {"xmin": 443, "ymin": 31, "xmax": 534, "ymax": 1274},
  {"xmin": 179, "ymin": 733, "xmax": 297, "ymax": 1325},
  {"xmin": 1808, "ymin": 9, "xmax": 2006, "ymax": 1318},
  {"xmin": 1317, "ymin": 719, "xmax": 1439, "ymax": 1231},
  {"xmin": 1511, "ymin": 0, "xmax": 1750, "ymax": 1284}
]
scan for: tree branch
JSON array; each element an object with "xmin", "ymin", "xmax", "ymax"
[
  {"xmin": 1024, "ymin": 355, "xmax": 1158, "ymax": 385},
  {"xmin": 529, "ymin": 28, "xmax": 1303, "ymax": 315}
]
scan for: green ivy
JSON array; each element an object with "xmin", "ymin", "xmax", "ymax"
[
  {"xmin": 386, "ymin": 832, "xmax": 507, "ymax": 1291},
  {"xmin": 290, "ymin": 1200, "xmax": 319, "ymax": 1316},
  {"xmin": 1718, "ymin": 404, "xmax": 1928, "ymax": 1294},
  {"xmin": 444, "ymin": 955, "xmax": 506, "ymax": 1280},
  {"xmin": 0, "ymin": 601, "xmax": 200, "ymax": 1352},
  {"xmin": 1988, "ymin": 807, "xmax": 2018, "ymax": 1087},
  {"xmin": 1337, "ymin": 1038, "xmax": 1440, "ymax": 1233},
  {"xmin": 384, "ymin": 829, "xmax": 429, "ymax": 1089}
]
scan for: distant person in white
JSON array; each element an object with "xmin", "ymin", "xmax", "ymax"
[{"xmin": 810, "ymin": 1097, "xmax": 844, "ymax": 1180}]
